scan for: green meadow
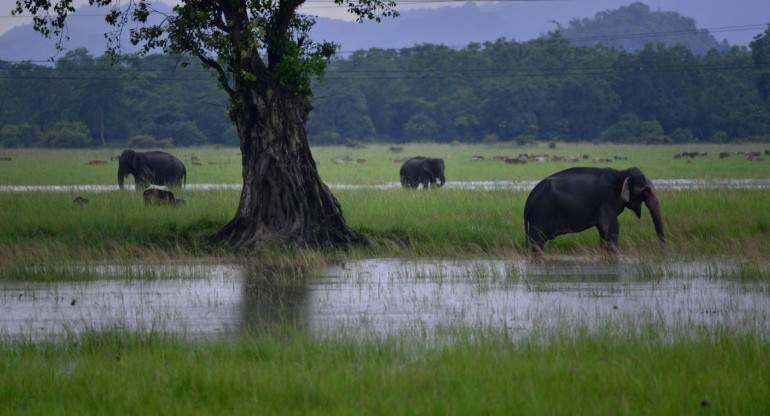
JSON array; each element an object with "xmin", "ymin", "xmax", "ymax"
[
  {"xmin": 0, "ymin": 144, "xmax": 768, "ymax": 414},
  {"xmin": 0, "ymin": 142, "xmax": 768, "ymax": 186},
  {"xmin": 1, "ymin": 327, "xmax": 768, "ymax": 415},
  {"xmin": 1, "ymin": 143, "xmax": 769, "ymax": 263}
]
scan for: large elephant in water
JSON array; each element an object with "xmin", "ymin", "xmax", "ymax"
[
  {"xmin": 118, "ymin": 150, "xmax": 187, "ymax": 190},
  {"xmin": 524, "ymin": 167, "xmax": 664, "ymax": 255},
  {"xmin": 399, "ymin": 156, "xmax": 446, "ymax": 189}
]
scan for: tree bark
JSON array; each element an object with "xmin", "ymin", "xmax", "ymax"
[{"xmin": 210, "ymin": 81, "xmax": 367, "ymax": 251}]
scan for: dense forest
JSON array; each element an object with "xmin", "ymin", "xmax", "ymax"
[{"xmin": 1, "ymin": 4, "xmax": 769, "ymax": 148}]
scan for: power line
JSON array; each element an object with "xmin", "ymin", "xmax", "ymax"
[{"xmin": 0, "ymin": 62, "xmax": 766, "ymax": 82}]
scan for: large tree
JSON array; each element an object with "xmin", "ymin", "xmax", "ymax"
[{"xmin": 14, "ymin": 0, "xmax": 397, "ymax": 251}]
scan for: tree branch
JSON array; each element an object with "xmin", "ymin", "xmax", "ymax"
[{"xmin": 198, "ymin": 53, "xmax": 235, "ymax": 96}]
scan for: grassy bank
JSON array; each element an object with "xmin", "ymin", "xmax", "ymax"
[
  {"xmin": 1, "ymin": 327, "xmax": 767, "ymax": 415},
  {"xmin": 1, "ymin": 187, "xmax": 769, "ymax": 269}
]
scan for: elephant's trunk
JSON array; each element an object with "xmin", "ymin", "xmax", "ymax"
[
  {"xmin": 644, "ymin": 183, "xmax": 665, "ymax": 249},
  {"xmin": 438, "ymin": 174, "xmax": 446, "ymax": 188}
]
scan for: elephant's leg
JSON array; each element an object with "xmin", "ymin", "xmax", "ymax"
[
  {"xmin": 596, "ymin": 211, "xmax": 620, "ymax": 252},
  {"xmin": 135, "ymin": 177, "xmax": 148, "ymax": 190}
]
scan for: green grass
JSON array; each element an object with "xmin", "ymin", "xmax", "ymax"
[
  {"xmin": 0, "ymin": 327, "xmax": 767, "ymax": 415},
  {"xmin": 1, "ymin": 145, "xmax": 769, "ymax": 414},
  {"xmin": 2, "ymin": 187, "xmax": 769, "ymax": 269},
  {"xmin": 1, "ymin": 143, "xmax": 769, "ymax": 186}
]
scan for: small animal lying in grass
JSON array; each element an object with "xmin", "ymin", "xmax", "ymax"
[{"xmin": 143, "ymin": 188, "xmax": 186, "ymax": 206}]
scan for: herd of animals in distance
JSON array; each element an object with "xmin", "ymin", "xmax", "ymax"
[{"xmin": 62, "ymin": 147, "xmax": 770, "ymax": 256}]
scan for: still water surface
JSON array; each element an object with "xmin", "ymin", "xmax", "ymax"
[{"xmin": 1, "ymin": 258, "xmax": 767, "ymax": 341}]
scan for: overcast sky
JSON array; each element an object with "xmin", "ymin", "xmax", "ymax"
[{"xmin": 1, "ymin": 0, "xmax": 768, "ymax": 45}]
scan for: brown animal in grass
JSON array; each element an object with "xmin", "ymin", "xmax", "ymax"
[{"xmin": 143, "ymin": 188, "xmax": 186, "ymax": 206}]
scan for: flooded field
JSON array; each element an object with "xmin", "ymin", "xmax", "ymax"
[
  {"xmin": 2, "ymin": 178, "xmax": 770, "ymax": 193},
  {"xmin": 1, "ymin": 258, "xmax": 767, "ymax": 341}
]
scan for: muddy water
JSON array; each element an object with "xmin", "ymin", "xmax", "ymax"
[
  {"xmin": 2, "ymin": 178, "xmax": 770, "ymax": 193},
  {"xmin": 1, "ymin": 258, "xmax": 767, "ymax": 341}
]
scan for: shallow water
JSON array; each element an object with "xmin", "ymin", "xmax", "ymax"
[
  {"xmin": 1, "ymin": 258, "xmax": 767, "ymax": 341},
  {"xmin": 2, "ymin": 178, "xmax": 770, "ymax": 193}
]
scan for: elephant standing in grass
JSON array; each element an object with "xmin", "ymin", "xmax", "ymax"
[
  {"xmin": 399, "ymin": 156, "xmax": 446, "ymax": 189},
  {"xmin": 524, "ymin": 167, "xmax": 665, "ymax": 256},
  {"xmin": 118, "ymin": 150, "xmax": 186, "ymax": 190}
]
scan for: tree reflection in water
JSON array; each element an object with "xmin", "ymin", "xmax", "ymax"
[{"xmin": 240, "ymin": 263, "xmax": 311, "ymax": 336}]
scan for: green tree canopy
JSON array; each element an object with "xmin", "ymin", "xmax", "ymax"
[{"xmin": 14, "ymin": 0, "xmax": 398, "ymax": 252}]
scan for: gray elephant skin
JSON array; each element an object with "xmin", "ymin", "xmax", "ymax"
[
  {"xmin": 118, "ymin": 150, "xmax": 187, "ymax": 190},
  {"xmin": 399, "ymin": 156, "xmax": 446, "ymax": 189},
  {"xmin": 524, "ymin": 167, "xmax": 665, "ymax": 255}
]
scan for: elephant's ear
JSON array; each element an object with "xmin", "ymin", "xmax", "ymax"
[{"xmin": 620, "ymin": 176, "xmax": 631, "ymax": 204}]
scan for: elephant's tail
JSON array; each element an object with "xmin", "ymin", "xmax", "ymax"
[{"xmin": 523, "ymin": 205, "xmax": 531, "ymax": 252}]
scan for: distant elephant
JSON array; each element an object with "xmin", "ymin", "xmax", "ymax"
[
  {"xmin": 143, "ymin": 188, "xmax": 186, "ymax": 206},
  {"xmin": 399, "ymin": 156, "xmax": 446, "ymax": 189},
  {"xmin": 524, "ymin": 167, "xmax": 664, "ymax": 255},
  {"xmin": 118, "ymin": 150, "xmax": 186, "ymax": 190}
]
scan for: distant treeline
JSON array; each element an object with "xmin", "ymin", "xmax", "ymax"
[
  {"xmin": 1, "ymin": 26, "xmax": 770, "ymax": 148},
  {"xmin": 310, "ymin": 28, "xmax": 770, "ymax": 145},
  {"xmin": 0, "ymin": 51, "xmax": 235, "ymax": 148}
]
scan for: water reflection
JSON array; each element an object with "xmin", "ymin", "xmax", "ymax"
[
  {"xmin": 240, "ymin": 264, "xmax": 309, "ymax": 336},
  {"xmin": 0, "ymin": 258, "xmax": 767, "ymax": 341}
]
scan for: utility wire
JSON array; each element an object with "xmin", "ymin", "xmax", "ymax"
[{"xmin": 0, "ymin": 62, "xmax": 766, "ymax": 82}]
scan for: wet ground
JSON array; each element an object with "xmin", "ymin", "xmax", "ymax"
[
  {"xmin": 1, "ymin": 258, "xmax": 767, "ymax": 341},
  {"xmin": 2, "ymin": 178, "xmax": 770, "ymax": 193}
]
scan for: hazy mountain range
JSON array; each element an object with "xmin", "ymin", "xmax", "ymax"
[{"xmin": 0, "ymin": 1, "xmax": 761, "ymax": 63}]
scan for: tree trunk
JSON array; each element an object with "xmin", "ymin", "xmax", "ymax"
[{"xmin": 210, "ymin": 82, "xmax": 366, "ymax": 251}]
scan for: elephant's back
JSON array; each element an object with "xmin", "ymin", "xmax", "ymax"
[{"xmin": 400, "ymin": 157, "xmax": 422, "ymax": 173}]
